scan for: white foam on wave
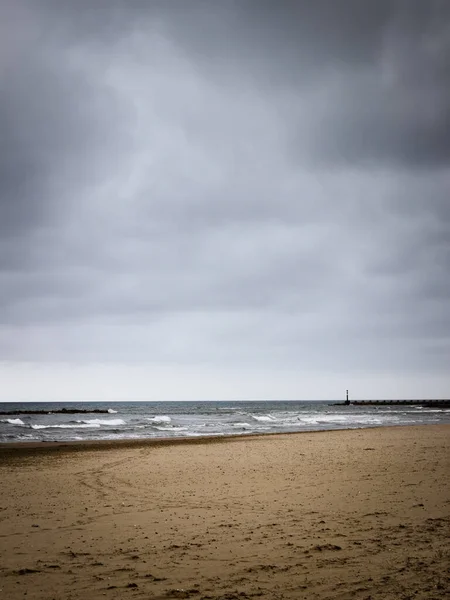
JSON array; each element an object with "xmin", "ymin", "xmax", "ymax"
[
  {"xmin": 146, "ymin": 416, "xmax": 171, "ymax": 424},
  {"xmin": 78, "ymin": 418, "xmax": 126, "ymax": 426},
  {"xmin": 154, "ymin": 425, "xmax": 187, "ymax": 432},
  {"xmin": 1, "ymin": 418, "xmax": 25, "ymax": 426},
  {"xmin": 107, "ymin": 408, "xmax": 118, "ymax": 414},
  {"xmin": 232, "ymin": 422, "xmax": 252, "ymax": 429},
  {"xmin": 29, "ymin": 418, "xmax": 126, "ymax": 430},
  {"xmin": 31, "ymin": 423, "xmax": 101, "ymax": 429},
  {"xmin": 300, "ymin": 414, "xmax": 386, "ymax": 425},
  {"xmin": 252, "ymin": 414, "xmax": 277, "ymax": 422},
  {"xmin": 299, "ymin": 417, "xmax": 319, "ymax": 425}
]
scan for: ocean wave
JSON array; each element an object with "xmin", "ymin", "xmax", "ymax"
[
  {"xmin": 252, "ymin": 415, "xmax": 277, "ymax": 422},
  {"xmin": 146, "ymin": 416, "xmax": 171, "ymax": 424},
  {"xmin": 12, "ymin": 434, "xmax": 40, "ymax": 441},
  {"xmin": 300, "ymin": 414, "xmax": 386, "ymax": 425},
  {"xmin": 305, "ymin": 415, "xmax": 357, "ymax": 423},
  {"xmin": 1, "ymin": 418, "xmax": 25, "ymax": 426},
  {"xmin": 77, "ymin": 418, "xmax": 126, "ymax": 426},
  {"xmin": 2, "ymin": 400, "xmax": 449, "ymax": 445},
  {"xmin": 31, "ymin": 423, "xmax": 102, "ymax": 429},
  {"xmin": 299, "ymin": 417, "xmax": 319, "ymax": 425}
]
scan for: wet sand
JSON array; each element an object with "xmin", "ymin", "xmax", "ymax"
[{"xmin": 0, "ymin": 425, "xmax": 449, "ymax": 599}]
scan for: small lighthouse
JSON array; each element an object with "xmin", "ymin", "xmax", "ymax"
[{"xmin": 345, "ymin": 390, "xmax": 350, "ymax": 405}]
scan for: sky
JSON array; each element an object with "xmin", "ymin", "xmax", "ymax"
[{"xmin": 1, "ymin": 0, "xmax": 449, "ymax": 401}]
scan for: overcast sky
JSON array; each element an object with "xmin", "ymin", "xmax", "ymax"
[{"xmin": 1, "ymin": 0, "xmax": 449, "ymax": 401}]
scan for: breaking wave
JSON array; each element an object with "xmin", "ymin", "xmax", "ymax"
[
  {"xmin": 30, "ymin": 418, "xmax": 126, "ymax": 430},
  {"xmin": 31, "ymin": 423, "xmax": 101, "ymax": 430},
  {"xmin": 1, "ymin": 418, "xmax": 25, "ymax": 426},
  {"xmin": 252, "ymin": 415, "xmax": 277, "ymax": 422},
  {"xmin": 153, "ymin": 426, "xmax": 187, "ymax": 432},
  {"xmin": 78, "ymin": 418, "xmax": 126, "ymax": 426},
  {"xmin": 146, "ymin": 416, "xmax": 171, "ymax": 425}
]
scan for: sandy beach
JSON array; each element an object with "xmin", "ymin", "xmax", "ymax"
[{"xmin": 0, "ymin": 425, "xmax": 449, "ymax": 600}]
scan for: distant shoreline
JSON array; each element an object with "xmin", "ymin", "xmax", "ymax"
[{"xmin": 0, "ymin": 408, "xmax": 112, "ymax": 416}]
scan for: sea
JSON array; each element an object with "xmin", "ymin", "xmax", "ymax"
[{"xmin": 1, "ymin": 400, "xmax": 450, "ymax": 444}]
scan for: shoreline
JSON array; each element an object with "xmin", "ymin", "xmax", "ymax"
[{"xmin": 1, "ymin": 422, "xmax": 448, "ymax": 456}]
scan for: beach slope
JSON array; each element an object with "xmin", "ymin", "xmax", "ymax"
[{"xmin": 0, "ymin": 425, "xmax": 449, "ymax": 599}]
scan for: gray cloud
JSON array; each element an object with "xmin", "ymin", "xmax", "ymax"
[
  {"xmin": 134, "ymin": 0, "xmax": 450, "ymax": 167},
  {"xmin": 0, "ymin": 0, "xmax": 449, "ymax": 399}
]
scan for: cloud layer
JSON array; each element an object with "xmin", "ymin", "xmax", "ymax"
[{"xmin": 1, "ymin": 1, "xmax": 449, "ymax": 399}]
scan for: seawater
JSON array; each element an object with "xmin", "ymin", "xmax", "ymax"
[{"xmin": 1, "ymin": 400, "xmax": 450, "ymax": 444}]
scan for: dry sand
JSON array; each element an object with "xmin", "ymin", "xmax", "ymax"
[{"xmin": 0, "ymin": 425, "xmax": 449, "ymax": 600}]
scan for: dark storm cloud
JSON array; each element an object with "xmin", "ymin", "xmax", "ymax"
[
  {"xmin": 0, "ymin": 0, "xmax": 449, "ymax": 385},
  {"xmin": 120, "ymin": 0, "xmax": 450, "ymax": 168},
  {"xmin": 0, "ymin": 1, "xmax": 131, "ymax": 240},
  {"xmin": 45, "ymin": 0, "xmax": 450, "ymax": 168},
  {"xmin": 223, "ymin": 0, "xmax": 449, "ymax": 168},
  {"xmin": 2, "ymin": 0, "xmax": 449, "ymax": 227}
]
